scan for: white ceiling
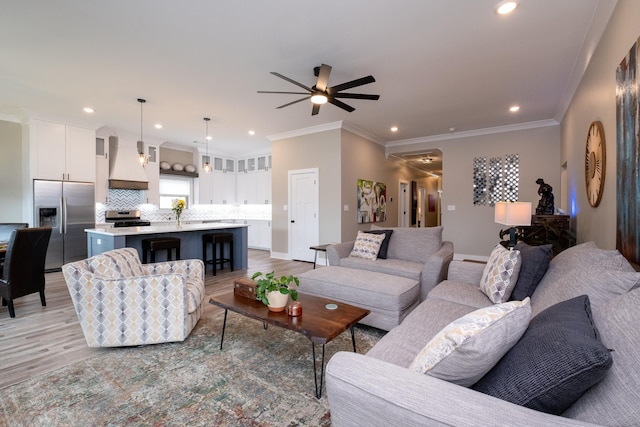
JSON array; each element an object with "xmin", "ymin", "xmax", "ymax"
[{"xmin": 0, "ymin": 1, "xmax": 616, "ymax": 159}]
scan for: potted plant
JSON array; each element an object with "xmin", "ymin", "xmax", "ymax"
[{"xmin": 251, "ymin": 271, "xmax": 299, "ymax": 312}]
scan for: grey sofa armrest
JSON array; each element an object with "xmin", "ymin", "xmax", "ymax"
[
  {"xmin": 447, "ymin": 260, "xmax": 485, "ymax": 285},
  {"xmin": 326, "ymin": 352, "xmax": 601, "ymax": 427},
  {"xmin": 419, "ymin": 241, "xmax": 454, "ymax": 300},
  {"xmin": 327, "ymin": 241, "xmax": 354, "ymax": 265}
]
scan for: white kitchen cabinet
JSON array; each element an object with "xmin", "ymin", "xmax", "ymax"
[
  {"xmin": 246, "ymin": 220, "xmax": 271, "ymax": 250},
  {"xmin": 212, "ymin": 170, "xmax": 236, "ymax": 204},
  {"xmin": 237, "ymin": 168, "xmax": 271, "ymax": 204},
  {"xmin": 144, "ymin": 144, "xmax": 159, "ymax": 205},
  {"xmin": 236, "ymin": 172, "xmax": 258, "ymax": 204},
  {"xmin": 32, "ymin": 119, "xmax": 95, "ymax": 182}
]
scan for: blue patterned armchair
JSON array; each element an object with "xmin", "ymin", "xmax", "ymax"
[{"xmin": 62, "ymin": 247, "xmax": 205, "ymax": 347}]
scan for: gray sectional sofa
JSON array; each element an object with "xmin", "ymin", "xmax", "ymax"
[
  {"xmin": 326, "ymin": 225, "xmax": 454, "ymax": 301},
  {"xmin": 326, "ymin": 242, "xmax": 640, "ymax": 426}
]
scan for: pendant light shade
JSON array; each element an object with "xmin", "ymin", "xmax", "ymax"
[
  {"xmin": 137, "ymin": 98, "xmax": 147, "ymax": 165},
  {"xmin": 203, "ymin": 117, "xmax": 211, "ymax": 173}
]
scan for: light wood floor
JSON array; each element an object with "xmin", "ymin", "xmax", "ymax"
[{"xmin": 0, "ymin": 249, "xmax": 315, "ymax": 389}]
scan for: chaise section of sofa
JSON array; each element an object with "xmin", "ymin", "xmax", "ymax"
[
  {"xmin": 326, "ymin": 226, "xmax": 454, "ymax": 300},
  {"xmin": 326, "ymin": 242, "xmax": 640, "ymax": 427}
]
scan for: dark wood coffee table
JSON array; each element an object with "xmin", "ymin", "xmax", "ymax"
[{"xmin": 209, "ymin": 291, "xmax": 370, "ymax": 398}]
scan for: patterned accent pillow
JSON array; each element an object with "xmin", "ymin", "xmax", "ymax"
[
  {"xmin": 480, "ymin": 244, "xmax": 522, "ymax": 303},
  {"xmin": 349, "ymin": 231, "xmax": 386, "ymax": 260},
  {"xmin": 363, "ymin": 229, "xmax": 393, "ymax": 259},
  {"xmin": 409, "ymin": 298, "xmax": 531, "ymax": 386}
]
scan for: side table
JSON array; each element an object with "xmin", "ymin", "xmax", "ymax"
[{"xmin": 309, "ymin": 244, "xmax": 330, "ymax": 269}]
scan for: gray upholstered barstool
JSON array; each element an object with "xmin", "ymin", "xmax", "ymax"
[
  {"xmin": 202, "ymin": 232, "xmax": 234, "ymax": 276},
  {"xmin": 141, "ymin": 237, "xmax": 181, "ymax": 264}
]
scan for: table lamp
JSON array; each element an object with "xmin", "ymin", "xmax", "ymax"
[{"xmin": 495, "ymin": 201, "xmax": 532, "ymax": 248}]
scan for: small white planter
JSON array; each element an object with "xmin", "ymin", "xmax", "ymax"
[{"xmin": 266, "ymin": 290, "xmax": 289, "ymax": 312}]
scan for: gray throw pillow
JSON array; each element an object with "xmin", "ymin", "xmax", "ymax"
[
  {"xmin": 509, "ymin": 242, "xmax": 552, "ymax": 301},
  {"xmin": 473, "ymin": 295, "xmax": 613, "ymax": 415},
  {"xmin": 364, "ymin": 229, "xmax": 393, "ymax": 259}
]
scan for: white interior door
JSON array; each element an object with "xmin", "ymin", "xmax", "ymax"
[{"xmin": 289, "ymin": 169, "xmax": 319, "ymax": 262}]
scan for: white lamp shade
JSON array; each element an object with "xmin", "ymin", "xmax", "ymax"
[{"xmin": 495, "ymin": 201, "xmax": 532, "ymax": 226}]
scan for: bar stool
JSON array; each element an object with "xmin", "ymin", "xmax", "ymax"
[
  {"xmin": 202, "ymin": 232, "xmax": 234, "ymax": 276},
  {"xmin": 141, "ymin": 237, "xmax": 181, "ymax": 264}
]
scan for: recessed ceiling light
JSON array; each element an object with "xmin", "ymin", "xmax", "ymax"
[
  {"xmin": 495, "ymin": 0, "xmax": 519, "ymax": 15},
  {"xmin": 83, "ymin": 107, "xmax": 94, "ymax": 113},
  {"xmin": 154, "ymin": 123, "xmax": 163, "ymax": 129},
  {"xmin": 248, "ymin": 130, "xmax": 255, "ymax": 135},
  {"xmin": 390, "ymin": 126, "xmax": 398, "ymax": 132},
  {"xmin": 509, "ymin": 105, "xmax": 520, "ymax": 112}
]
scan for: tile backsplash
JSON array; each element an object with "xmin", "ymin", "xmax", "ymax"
[{"xmin": 95, "ymin": 189, "xmax": 271, "ymax": 223}]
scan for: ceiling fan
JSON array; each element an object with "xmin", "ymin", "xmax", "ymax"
[{"xmin": 258, "ymin": 64, "xmax": 380, "ymax": 115}]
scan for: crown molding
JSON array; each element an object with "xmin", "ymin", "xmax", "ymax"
[
  {"xmin": 385, "ymin": 119, "xmax": 559, "ymax": 149},
  {"xmin": 267, "ymin": 121, "xmax": 344, "ymax": 141},
  {"xmin": 341, "ymin": 121, "xmax": 386, "ymax": 146}
]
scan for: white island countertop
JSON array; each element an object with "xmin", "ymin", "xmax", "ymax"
[{"xmin": 85, "ymin": 222, "xmax": 249, "ymax": 237}]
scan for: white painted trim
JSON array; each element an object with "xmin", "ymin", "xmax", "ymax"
[
  {"xmin": 270, "ymin": 251, "xmax": 290, "ymax": 260},
  {"xmin": 288, "ymin": 167, "xmax": 320, "ymax": 262},
  {"xmin": 341, "ymin": 121, "xmax": 386, "ymax": 146},
  {"xmin": 268, "ymin": 121, "xmax": 343, "ymax": 141},
  {"xmin": 385, "ymin": 119, "xmax": 559, "ymax": 149}
]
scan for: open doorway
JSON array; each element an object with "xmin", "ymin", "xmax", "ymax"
[{"xmin": 393, "ymin": 150, "xmax": 442, "ymax": 228}]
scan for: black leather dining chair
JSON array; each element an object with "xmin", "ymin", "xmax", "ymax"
[
  {"xmin": 0, "ymin": 227, "xmax": 52, "ymax": 318},
  {"xmin": 0, "ymin": 223, "xmax": 28, "ymax": 277}
]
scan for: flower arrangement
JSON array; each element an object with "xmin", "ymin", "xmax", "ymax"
[{"xmin": 172, "ymin": 199, "xmax": 185, "ymax": 226}]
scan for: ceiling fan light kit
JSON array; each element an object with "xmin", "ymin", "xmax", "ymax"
[{"xmin": 258, "ymin": 63, "xmax": 380, "ymax": 115}]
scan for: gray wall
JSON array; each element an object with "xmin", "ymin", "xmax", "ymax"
[
  {"xmin": 0, "ymin": 119, "xmax": 24, "ymax": 222},
  {"xmin": 271, "ymin": 129, "xmax": 342, "ymax": 255},
  {"xmin": 389, "ymin": 125, "xmax": 562, "ymax": 257},
  {"xmin": 340, "ymin": 129, "xmax": 425, "ymax": 242},
  {"xmin": 272, "ymin": 126, "xmax": 428, "ymax": 256},
  {"xmin": 561, "ymin": 0, "xmax": 640, "ymax": 249}
]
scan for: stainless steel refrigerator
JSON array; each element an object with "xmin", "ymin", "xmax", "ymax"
[{"xmin": 33, "ymin": 180, "xmax": 95, "ymax": 271}]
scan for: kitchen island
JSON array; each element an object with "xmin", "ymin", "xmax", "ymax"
[{"xmin": 85, "ymin": 223, "xmax": 249, "ymax": 269}]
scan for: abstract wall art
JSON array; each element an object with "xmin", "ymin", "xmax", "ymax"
[
  {"xmin": 357, "ymin": 179, "xmax": 386, "ymax": 223},
  {"xmin": 473, "ymin": 154, "xmax": 519, "ymax": 206},
  {"xmin": 616, "ymin": 36, "xmax": 640, "ymax": 264}
]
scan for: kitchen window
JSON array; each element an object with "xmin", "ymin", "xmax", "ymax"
[{"xmin": 159, "ymin": 176, "xmax": 193, "ymax": 209}]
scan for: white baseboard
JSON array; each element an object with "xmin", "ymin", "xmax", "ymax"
[{"xmin": 270, "ymin": 251, "xmax": 289, "ymax": 260}]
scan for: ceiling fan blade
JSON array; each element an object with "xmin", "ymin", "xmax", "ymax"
[
  {"xmin": 328, "ymin": 75, "xmax": 376, "ymax": 93},
  {"xmin": 315, "ymin": 64, "xmax": 332, "ymax": 92},
  {"xmin": 270, "ymin": 72, "xmax": 313, "ymax": 92},
  {"xmin": 333, "ymin": 93, "xmax": 380, "ymax": 100},
  {"xmin": 276, "ymin": 96, "xmax": 310, "ymax": 109},
  {"xmin": 311, "ymin": 103, "xmax": 321, "ymax": 116},
  {"xmin": 257, "ymin": 90, "xmax": 310, "ymax": 95},
  {"xmin": 328, "ymin": 97, "xmax": 355, "ymax": 113}
]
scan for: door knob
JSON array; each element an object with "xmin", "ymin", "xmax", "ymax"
[{"xmin": 291, "ymin": 220, "xmax": 295, "ymax": 223}]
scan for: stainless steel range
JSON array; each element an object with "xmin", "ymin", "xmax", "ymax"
[{"xmin": 105, "ymin": 210, "xmax": 151, "ymax": 228}]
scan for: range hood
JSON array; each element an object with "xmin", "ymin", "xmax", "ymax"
[{"xmin": 108, "ymin": 136, "xmax": 149, "ymax": 190}]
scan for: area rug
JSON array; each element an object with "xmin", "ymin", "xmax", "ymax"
[{"xmin": 0, "ymin": 308, "xmax": 385, "ymax": 426}]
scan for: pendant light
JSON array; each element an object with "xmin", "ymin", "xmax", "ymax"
[
  {"xmin": 137, "ymin": 98, "xmax": 147, "ymax": 165},
  {"xmin": 203, "ymin": 117, "xmax": 212, "ymax": 173}
]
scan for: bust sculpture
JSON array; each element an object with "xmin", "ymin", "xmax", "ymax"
[{"xmin": 535, "ymin": 178, "xmax": 555, "ymax": 215}]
